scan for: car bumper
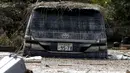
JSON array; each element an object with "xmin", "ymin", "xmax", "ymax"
[{"xmin": 23, "ymin": 49, "xmax": 108, "ymax": 59}]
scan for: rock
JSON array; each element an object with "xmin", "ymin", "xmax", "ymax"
[
  {"xmin": 126, "ymin": 70, "xmax": 130, "ymax": 73},
  {"xmin": 25, "ymin": 69, "xmax": 33, "ymax": 73},
  {"xmin": 45, "ymin": 65, "xmax": 50, "ymax": 67}
]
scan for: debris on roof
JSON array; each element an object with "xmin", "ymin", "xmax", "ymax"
[{"xmin": 32, "ymin": 1, "xmax": 104, "ymax": 12}]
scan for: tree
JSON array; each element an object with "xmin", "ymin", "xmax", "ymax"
[
  {"xmin": 91, "ymin": 0, "xmax": 111, "ymax": 7},
  {"xmin": 110, "ymin": 0, "xmax": 130, "ymax": 37}
]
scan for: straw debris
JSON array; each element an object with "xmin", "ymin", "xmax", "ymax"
[{"xmin": 32, "ymin": 1, "xmax": 104, "ymax": 12}]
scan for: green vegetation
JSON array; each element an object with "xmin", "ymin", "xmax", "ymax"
[{"xmin": 0, "ymin": 1, "xmax": 28, "ymax": 48}]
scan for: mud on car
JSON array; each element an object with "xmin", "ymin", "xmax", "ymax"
[{"xmin": 23, "ymin": 1, "xmax": 107, "ymax": 58}]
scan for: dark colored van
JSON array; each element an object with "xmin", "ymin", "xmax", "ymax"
[{"xmin": 23, "ymin": 1, "xmax": 107, "ymax": 58}]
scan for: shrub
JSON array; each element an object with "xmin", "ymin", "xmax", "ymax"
[{"xmin": 0, "ymin": 34, "xmax": 12, "ymax": 46}]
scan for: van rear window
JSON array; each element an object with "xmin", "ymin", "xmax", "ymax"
[{"xmin": 30, "ymin": 8, "xmax": 105, "ymax": 32}]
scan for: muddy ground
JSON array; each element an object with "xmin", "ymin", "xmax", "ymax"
[
  {"xmin": 1, "ymin": 50, "xmax": 130, "ymax": 73},
  {"xmin": 25, "ymin": 50, "xmax": 130, "ymax": 73},
  {"xmin": 26, "ymin": 59, "xmax": 130, "ymax": 73}
]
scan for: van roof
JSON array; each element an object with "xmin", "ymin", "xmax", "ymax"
[{"xmin": 33, "ymin": 1, "xmax": 104, "ymax": 12}]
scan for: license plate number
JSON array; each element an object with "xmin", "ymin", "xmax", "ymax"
[{"xmin": 57, "ymin": 43, "xmax": 73, "ymax": 51}]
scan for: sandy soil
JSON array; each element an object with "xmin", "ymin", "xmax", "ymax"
[
  {"xmin": 26, "ymin": 58, "xmax": 130, "ymax": 73},
  {"xmin": 25, "ymin": 50, "xmax": 130, "ymax": 73},
  {"xmin": 1, "ymin": 50, "xmax": 130, "ymax": 73}
]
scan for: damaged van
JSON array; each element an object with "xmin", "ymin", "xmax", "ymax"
[{"xmin": 23, "ymin": 1, "xmax": 107, "ymax": 58}]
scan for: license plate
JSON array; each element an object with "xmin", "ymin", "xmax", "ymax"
[{"xmin": 57, "ymin": 43, "xmax": 73, "ymax": 51}]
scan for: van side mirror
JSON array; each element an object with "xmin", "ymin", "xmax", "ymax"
[{"xmin": 113, "ymin": 42, "xmax": 120, "ymax": 47}]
